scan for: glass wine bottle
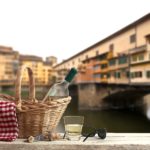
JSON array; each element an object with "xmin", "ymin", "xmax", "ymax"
[{"xmin": 43, "ymin": 68, "xmax": 77, "ymax": 101}]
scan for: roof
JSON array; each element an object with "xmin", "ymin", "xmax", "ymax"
[
  {"xmin": 55, "ymin": 13, "xmax": 150, "ymax": 67},
  {"xmin": 0, "ymin": 46, "xmax": 18, "ymax": 54},
  {"xmin": 0, "ymin": 45, "xmax": 13, "ymax": 51},
  {"xmin": 19, "ymin": 54, "xmax": 43, "ymax": 62},
  {"xmin": 0, "ymin": 50, "xmax": 15, "ymax": 54}
]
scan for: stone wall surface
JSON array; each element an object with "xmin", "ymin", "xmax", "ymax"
[
  {"xmin": 77, "ymin": 83, "xmax": 150, "ymax": 110},
  {"xmin": 78, "ymin": 83, "xmax": 127, "ymax": 110}
]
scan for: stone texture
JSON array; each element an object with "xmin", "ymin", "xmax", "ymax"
[{"xmin": 0, "ymin": 133, "xmax": 150, "ymax": 150}]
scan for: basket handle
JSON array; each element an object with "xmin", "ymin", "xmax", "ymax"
[{"xmin": 15, "ymin": 65, "xmax": 36, "ymax": 107}]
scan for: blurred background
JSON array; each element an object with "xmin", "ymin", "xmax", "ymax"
[{"xmin": 0, "ymin": 0, "xmax": 150, "ymax": 133}]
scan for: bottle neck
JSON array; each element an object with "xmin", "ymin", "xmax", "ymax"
[{"xmin": 63, "ymin": 79, "xmax": 70, "ymax": 86}]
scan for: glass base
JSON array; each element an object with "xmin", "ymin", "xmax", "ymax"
[{"xmin": 68, "ymin": 135, "xmax": 81, "ymax": 141}]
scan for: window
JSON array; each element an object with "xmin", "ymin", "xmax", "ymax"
[
  {"xmin": 145, "ymin": 34, "xmax": 150, "ymax": 44},
  {"xmin": 131, "ymin": 71, "xmax": 142, "ymax": 78},
  {"xmin": 109, "ymin": 59, "xmax": 116, "ymax": 66},
  {"xmin": 146, "ymin": 71, "xmax": 150, "ymax": 78},
  {"xmin": 117, "ymin": 72, "xmax": 121, "ymax": 78},
  {"xmin": 132, "ymin": 55, "xmax": 137, "ymax": 62},
  {"xmin": 96, "ymin": 50, "xmax": 99, "ymax": 56},
  {"xmin": 101, "ymin": 73, "xmax": 107, "ymax": 78},
  {"xmin": 138, "ymin": 72, "xmax": 142, "ymax": 78},
  {"xmin": 86, "ymin": 55, "xmax": 88, "ymax": 59},
  {"xmin": 101, "ymin": 64, "xmax": 107, "ymax": 69},
  {"xmin": 118, "ymin": 56, "xmax": 127, "ymax": 64},
  {"xmin": 93, "ymin": 65, "xmax": 100, "ymax": 70},
  {"xmin": 114, "ymin": 72, "xmax": 117, "ymax": 78},
  {"xmin": 138, "ymin": 54, "xmax": 144, "ymax": 61},
  {"xmin": 131, "ymin": 72, "xmax": 135, "ymax": 78},
  {"xmin": 109, "ymin": 44, "xmax": 114, "ymax": 51},
  {"xmin": 78, "ymin": 58, "xmax": 80, "ymax": 62},
  {"xmin": 107, "ymin": 73, "xmax": 110, "ymax": 78},
  {"xmin": 130, "ymin": 34, "xmax": 136, "ymax": 43},
  {"xmin": 97, "ymin": 53, "xmax": 107, "ymax": 61},
  {"xmin": 132, "ymin": 54, "xmax": 144, "ymax": 62},
  {"xmin": 114, "ymin": 72, "xmax": 121, "ymax": 78},
  {"xmin": 125, "ymin": 71, "xmax": 130, "ymax": 78}
]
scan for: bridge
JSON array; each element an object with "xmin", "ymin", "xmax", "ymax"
[{"xmin": 68, "ymin": 82, "xmax": 150, "ymax": 119}]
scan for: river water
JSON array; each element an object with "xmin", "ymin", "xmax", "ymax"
[
  {"xmin": 56, "ymin": 95, "xmax": 150, "ymax": 133},
  {"xmin": 2, "ymin": 88, "xmax": 150, "ymax": 134}
]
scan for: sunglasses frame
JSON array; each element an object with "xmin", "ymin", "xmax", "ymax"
[{"xmin": 82, "ymin": 128, "xmax": 107, "ymax": 142}]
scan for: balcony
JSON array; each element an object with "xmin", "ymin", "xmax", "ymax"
[
  {"xmin": 93, "ymin": 68, "xmax": 101, "ymax": 74},
  {"xmin": 99, "ymin": 60, "xmax": 108, "ymax": 64},
  {"xmin": 93, "ymin": 60, "xmax": 100, "ymax": 65},
  {"xmin": 101, "ymin": 68, "xmax": 109, "ymax": 73},
  {"xmin": 129, "ymin": 45, "xmax": 147, "ymax": 54},
  {"xmin": 93, "ymin": 60, "xmax": 108, "ymax": 65},
  {"xmin": 117, "ymin": 63, "xmax": 129, "ymax": 69},
  {"xmin": 108, "ymin": 65, "xmax": 117, "ymax": 71},
  {"xmin": 94, "ymin": 78, "xmax": 101, "ymax": 83},
  {"xmin": 78, "ymin": 64, "xmax": 86, "ymax": 73},
  {"xmin": 101, "ymin": 77, "xmax": 108, "ymax": 83}
]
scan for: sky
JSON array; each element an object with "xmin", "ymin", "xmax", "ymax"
[{"xmin": 0, "ymin": 0, "xmax": 149, "ymax": 63}]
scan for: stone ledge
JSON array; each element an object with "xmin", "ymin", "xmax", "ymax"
[{"xmin": 0, "ymin": 133, "xmax": 150, "ymax": 150}]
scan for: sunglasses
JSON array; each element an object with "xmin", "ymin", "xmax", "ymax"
[{"xmin": 82, "ymin": 127, "xmax": 107, "ymax": 142}]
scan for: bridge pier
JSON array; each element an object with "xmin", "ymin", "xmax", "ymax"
[
  {"xmin": 77, "ymin": 83, "xmax": 119, "ymax": 110},
  {"xmin": 77, "ymin": 83, "xmax": 150, "ymax": 111}
]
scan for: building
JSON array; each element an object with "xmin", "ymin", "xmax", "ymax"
[
  {"xmin": 46, "ymin": 56, "xmax": 57, "ymax": 67},
  {"xmin": 43, "ymin": 61, "xmax": 57, "ymax": 85},
  {"xmin": 0, "ymin": 46, "xmax": 19, "ymax": 86},
  {"xmin": 54, "ymin": 13, "xmax": 150, "ymax": 85},
  {"xmin": 19, "ymin": 55, "xmax": 56, "ymax": 85},
  {"xmin": 0, "ymin": 46, "xmax": 57, "ymax": 86}
]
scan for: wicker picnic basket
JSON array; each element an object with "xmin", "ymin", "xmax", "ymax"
[{"xmin": 0, "ymin": 65, "xmax": 71, "ymax": 138}]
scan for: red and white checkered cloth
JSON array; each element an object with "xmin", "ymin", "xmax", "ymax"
[{"xmin": 0, "ymin": 101, "xmax": 18, "ymax": 141}]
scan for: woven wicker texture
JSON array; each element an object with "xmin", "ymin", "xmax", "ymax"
[{"xmin": 0, "ymin": 65, "xmax": 71, "ymax": 138}]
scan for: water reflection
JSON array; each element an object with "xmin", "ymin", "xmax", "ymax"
[{"xmin": 56, "ymin": 96, "xmax": 150, "ymax": 133}]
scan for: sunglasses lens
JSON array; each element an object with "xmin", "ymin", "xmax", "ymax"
[
  {"xmin": 82, "ymin": 126, "xmax": 95, "ymax": 137},
  {"xmin": 97, "ymin": 128, "xmax": 107, "ymax": 139}
]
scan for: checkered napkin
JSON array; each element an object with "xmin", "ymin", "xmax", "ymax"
[{"xmin": 0, "ymin": 101, "xmax": 18, "ymax": 141}]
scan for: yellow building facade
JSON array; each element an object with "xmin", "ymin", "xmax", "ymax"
[
  {"xmin": 0, "ymin": 46, "xmax": 56, "ymax": 86},
  {"xmin": 55, "ymin": 13, "xmax": 150, "ymax": 85},
  {"xmin": 19, "ymin": 55, "xmax": 56, "ymax": 85},
  {"xmin": 0, "ymin": 46, "xmax": 19, "ymax": 86}
]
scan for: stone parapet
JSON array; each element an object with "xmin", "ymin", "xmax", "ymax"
[{"xmin": 0, "ymin": 133, "xmax": 150, "ymax": 150}]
